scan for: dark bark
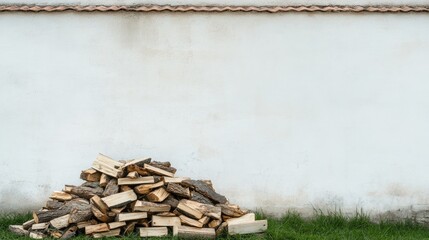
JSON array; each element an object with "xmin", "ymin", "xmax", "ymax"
[{"xmin": 181, "ymin": 180, "xmax": 227, "ymax": 204}]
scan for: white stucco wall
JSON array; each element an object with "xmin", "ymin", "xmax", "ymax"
[{"xmin": 1, "ymin": 11, "xmax": 429, "ymax": 216}]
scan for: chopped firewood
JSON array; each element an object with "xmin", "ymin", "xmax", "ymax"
[
  {"xmin": 102, "ymin": 179, "xmax": 119, "ymax": 197},
  {"xmin": 69, "ymin": 207, "xmax": 93, "ymax": 224},
  {"xmin": 177, "ymin": 225, "xmax": 216, "ymax": 239},
  {"xmin": 228, "ymin": 220, "xmax": 268, "ymax": 235},
  {"xmin": 108, "ymin": 221, "xmax": 126, "ymax": 229},
  {"xmin": 9, "ymin": 225, "xmax": 28, "ymax": 236},
  {"xmin": 216, "ymin": 221, "xmax": 228, "ymax": 236},
  {"xmin": 110, "ymin": 205, "xmax": 126, "ymax": 214},
  {"xmin": 127, "ymin": 164, "xmax": 150, "ymax": 176},
  {"xmin": 226, "ymin": 213, "xmax": 255, "ymax": 225},
  {"xmin": 50, "ymin": 214, "xmax": 70, "ymax": 229},
  {"xmin": 139, "ymin": 227, "xmax": 168, "ymax": 237},
  {"xmin": 120, "ymin": 185, "xmax": 132, "ymax": 192},
  {"xmin": 118, "ymin": 176, "xmax": 155, "ymax": 185},
  {"xmin": 80, "ymin": 169, "xmax": 101, "ymax": 182},
  {"xmin": 77, "ymin": 220, "xmax": 98, "ymax": 229},
  {"xmin": 182, "ymin": 180, "xmax": 227, "ymax": 204},
  {"xmin": 123, "ymin": 157, "xmax": 151, "ymax": 168},
  {"xmin": 85, "ymin": 223, "xmax": 109, "ymax": 235},
  {"xmin": 61, "ymin": 225, "xmax": 78, "ymax": 239},
  {"xmin": 146, "ymin": 188, "xmax": 170, "ymax": 202},
  {"xmin": 46, "ymin": 200, "xmax": 65, "ymax": 210},
  {"xmin": 92, "ymin": 154, "xmax": 124, "ymax": 178},
  {"xmin": 90, "ymin": 195, "xmax": 108, "ymax": 214},
  {"xmin": 63, "ymin": 185, "xmax": 74, "ymax": 193},
  {"xmin": 179, "ymin": 215, "xmax": 204, "ymax": 228},
  {"xmin": 50, "ymin": 191, "xmax": 73, "ymax": 201},
  {"xmin": 208, "ymin": 219, "xmax": 222, "ymax": 228},
  {"xmin": 163, "ymin": 177, "xmax": 190, "ymax": 183},
  {"xmin": 133, "ymin": 200, "xmax": 171, "ymax": 212},
  {"xmin": 157, "ymin": 212, "xmax": 177, "ymax": 217},
  {"xmin": 101, "ymin": 190, "xmax": 137, "ymax": 208},
  {"xmin": 50, "ymin": 230, "xmax": 63, "ymax": 238},
  {"xmin": 67, "ymin": 186, "xmax": 103, "ymax": 200},
  {"xmin": 150, "ymin": 161, "xmax": 177, "ymax": 173},
  {"xmin": 152, "ymin": 215, "xmax": 181, "ymax": 227},
  {"xmin": 117, "ymin": 212, "xmax": 147, "ymax": 221},
  {"xmin": 29, "ymin": 232, "xmax": 46, "ymax": 239},
  {"xmin": 136, "ymin": 219, "xmax": 150, "ymax": 227},
  {"xmin": 123, "ymin": 222, "xmax": 137, "ymax": 235},
  {"xmin": 134, "ymin": 181, "xmax": 164, "ymax": 194},
  {"xmin": 127, "ymin": 171, "xmax": 139, "ymax": 178},
  {"xmin": 179, "ymin": 199, "xmax": 221, "ymax": 220},
  {"xmin": 31, "ymin": 222, "xmax": 50, "ymax": 230},
  {"xmin": 166, "ymin": 183, "xmax": 191, "ymax": 198},
  {"xmin": 173, "ymin": 208, "xmax": 182, "ymax": 216},
  {"xmin": 190, "ymin": 191, "xmax": 213, "ymax": 205},
  {"xmin": 199, "ymin": 216, "xmax": 211, "ymax": 225},
  {"xmin": 144, "ymin": 163, "xmax": 174, "ymax": 177},
  {"xmin": 217, "ymin": 203, "xmax": 247, "ymax": 217},
  {"xmin": 81, "ymin": 181, "xmax": 101, "ymax": 189},
  {"xmin": 177, "ymin": 200, "xmax": 204, "ymax": 219},
  {"xmin": 92, "ymin": 228, "xmax": 120, "ymax": 238},
  {"xmin": 33, "ymin": 199, "xmax": 89, "ymax": 223},
  {"xmin": 22, "ymin": 219, "xmax": 35, "ymax": 230},
  {"xmin": 99, "ymin": 173, "xmax": 110, "ymax": 188},
  {"xmin": 162, "ymin": 195, "xmax": 179, "ymax": 208},
  {"xmin": 91, "ymin": 205, "xmax": 115, "ymax": 223}
]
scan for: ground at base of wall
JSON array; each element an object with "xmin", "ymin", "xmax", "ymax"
[{"xmin": 2, "ymin": 212, "xmax": 429, "ymax": 240}]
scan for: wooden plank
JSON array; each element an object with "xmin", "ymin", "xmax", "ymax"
[
  {"xmin": 228, "ymin": 220, "xmax": 268, "ymax": 235},
  {"xmin": 50, "ymin": 191, "xmax": 72, "ymax": 201},
  {"xmin": 101, "ymin": 190, "xmax": 137, "ymax": 208},
  {"xmin": 118, "ymin": 176, "xmax": 155, "ymax": 185},
  {"xmin": 108, "ymin": 222, "xmax": 126, "ymax": 229},
  {"xmin": 117, "ymin": 212, "xmax": 147, "ymax": 222},
  {"xmin": 93, "ymin": 228, "xmax": 121, "ymax": 238},
  {"xmin": 177, "ymin": 225, "xmax": 216, "ymax": 239},
  {"xmin": 144, "ymin": 163, "xmax": 174, "ymax": 177},
  {"xmin": 163, "ymin": 177, "xmax": 190, "ymax": 183},
  {"xmin": 85, "ymin": 223, "xmax": 109, "ymax": 235},
  {"xmin": 226, "ymin": 213, "xmax": 255, "ymax": 225},
  {"xmin": 139, "ymin": 227, "xmax": 168, "ymax": 237},
  {"xmin": 91, "ymin": 153, "xmax": 124, "ymax": 178},
  {"xmin": 179, "ymin": 215, "xmax": 204, "ymax": 228},
  {"xmin": 152, "ymin": 215, "xmax": 181, "ymax": 227},
  {"xmin": 49, "ymin": 214, "xmax": 70, "ymax": 229},
  {"xmin": 146, "ymin": 188, "xmax": 170, "ymax": 202},
  {"xmin": 133, "ymin": 200, "xmax": 171, "ymax": 212},
  {"xmin": 177, "ymin": 200, "xmax": 204, "ymax": 219},
  {"xmin": 134, "ymin": 181, "xmax": 164, "ymax": 195}
]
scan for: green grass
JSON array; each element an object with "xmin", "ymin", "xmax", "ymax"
[{"xmin": 2, "ymin": 211, "xmax": 429, "ymax": 239}]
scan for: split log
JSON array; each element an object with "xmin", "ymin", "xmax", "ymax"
[
  {"xmin": 61, "ymin": 225, "xmax": 77, "ymax": 239},
  {"xmin": 163, "ymin": 177, "xmax": 190, "ymax": 183},
  {"xmin": 50, "ymin": 214, "xmax": 70, "ymax": 229},
  {"xmin": 31, "ymin": 222, "xmax": 50, "ymax": 230},
  {"xmin": 85, "ymin": 223, "xmax": 109, "ymax": 235},
  {"xmin": 123, "ymin": 222, "xmax": 137, "ymax": 235},
  {"xmin": 208, "ymin": 219, "xmax": 222, "ymax": 228},
  {"xmin": 108, "ymin": 222, "xmax": 126, "ymax": 229},
  {"xmin": 179, "ymin": 199, "xmax": 221, "ymax": 220},
  {"xmin": 46, "ymin": 200, "xmax": 65, "ymax": 210},
  {"xmin": 150, "ymin": 161, "xmax": 177, "ymax": 173},
  {"xmin": 226, "ymin": 213, "xmax": 255, "ymax": 225},
  {"xmin": 177, "ymin": 200, "xmax": 204, "ymax": 219},
  {"xmin": 90, "ymin": 195, "xmax": 108, "ymax": 214},
  {"xmin": 9, "ymin": 225, "xmax": 29, "ymax": 236},
  {"xmin": 133, "ymin": 200, "xmax": 171, "ymax": 212},
  {"xmin": 29, "ymin": 232, "xmax": 46, "ymax": 239},
  {"xmin": 92, "ymin": 229, "xmax": 120, "ymax": 238},
  {"xmin": 144, "ymin": 163, "xmax": 174, "ymax": 177},
  {"xmin": 67, "ymin": 186, "xmax": 103, "ymax": 200},
  {"xmin": 102, "ymin": 179, "xmax": 119, "ymax": 197},
  {"xmin": 166, "ymin": 183, "xmax": 191, "ymax": 198},
  {"xmin": 177, "ymin": 225, "xmax": 216, "ymax": 239},
  {"xmin": 118, "ymin": 176, "xmax": 155, "ymax": 185},
  {"xmin": 181, "ymin": 180, "xmax": 227, "ymax": 204},
  {"xmin": 50, "ymin": 191, "xmax": 73, "ymax": 201},
  {"xmin": 162, "ymin": 195, "xmax": 179, "ymax": 208},
  {"xmin": 123, "ymin": 157, "xmax": 151, "ymax": 168},
  {"xmin": 22, "ymin": 219, "xmax": 35, "ymax": 230},
  {"xmin": 80, "ymin": 169, "xmax": 101, "ymax": 182},
  {"xmin": 157, "ymin": 212, "xmax": 177, "ymax": 217},
  {"xmin": 228, "ymin": 220, "xmax": 268, "ymax": 235},
  {"xmin": 179, "ymin": 215, "xmax": 204, "ymax": 228},
  {"xmin": 120, "ymin": 185, "xmax": 132, "ymax": 192},
  {"xmin": 101, "ymin": 190, "xmax": 137, "ymax": 208},
  {"xmin": 69, "ymin": 207, "xmax": 93, "ymax": 224},
  {"xmin": 91, "ymin": 153, "xmax": 124, "ymax": 178},
  {"xmin": 216, "ymin": 221, "xmax": 228, "ymax": 236},
  {"xmin": 117, "ymin": 212, "xmax": 147, "ymax": 221},
  {"xmin": 217, "ymin": 203, "xmax": 247, "ymax": 217},
  {"xmin": 151, "ymin": 215, "xmax": 181, "ymax": 227},
  {"xmin": 110, "ymin": 205, "xmax": 126, "ymax": 214},
  {"xmin": 91, "ymin": 205, "xmax": 115, "ymax": 223},
  {"xmin": 81, "ymin": 181, "xmax": 101, "ymax": 188},
  {"xmin": 139, "ymin": 227, "xmax": 168, "ymax": 237},
  {"xmin": 190, "ymin": 191, "xmax": 213, "ymax": 205},
  {"xmin": 199, "ymin": 216, "xmax": 211, "ymax": 225},
  {"xmin": 127, "ymin": 164, "xmax": 150, "ymax": 176},
  {"xmin": 77, "ymin": 220, "xmax": 98, "ymax": 229},
  {"xmin": 134, "ymin": 181, "xmax": 164, "ymax": 195},
  {"xmin": 147, "ymin": 188, "xmax": 170, "ymax": 202},
  {"xmin": 99, "ymin": 174, "xmax": 110, "ymax": 188},
  {"xmin": 127, "ymin": 171, "xmax": 139, "ymax": 178}
]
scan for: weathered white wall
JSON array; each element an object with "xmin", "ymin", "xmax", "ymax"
[{"xmin": 1, "ymin": 12, "xmax": 429, "ymax": 216}]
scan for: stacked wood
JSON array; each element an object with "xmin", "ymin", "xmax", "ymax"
[{"xmin": 10, "ymin": 153, "xmax": 267, "ymax": 238}]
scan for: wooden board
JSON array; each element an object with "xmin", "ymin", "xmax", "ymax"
[
  {"xmin": 133, "ymin": 200, "xmax": 171, "ymax": 212},
  {"xmin": 146, "ymin": 188, "xmax": 170, "ymax": 202},
  {"xmin": 144, "ymin": 163, "xmax": 174, "ymax": 177},
  {"xmin": 177, "ymin": 225, "xmax": 216, "ymax": 239},
  {"xmin": 139, "ymin": 227, "xmax": 168, "ymax": 237},
  {"xmin": 118, "ymin": 176, "xmax": 155, "ymax": 185},
  {"xmin": 49, "ymin": 214, "xmax": 70, "ymax": 229},
  {"xmin": 117, "ymin": 212, "xmax": 148, "ymax": 222},
  {"xmin": 179, "ymin": 215, "xmax": 204, "ymax": 228},
  {"xmin": 152, "ymin": 215, "xmax": 181, "ymax": 227},
  {"xmin": 101, "ymin": 190, "xmax": 137, "ymax": 208},
  {"xmin": 85, "ymin": 223, "xmax": 109, "ymax": 235},
  {"xmin": 91, "ymin": 153, "xmax": 124, "ymax": 178},
  {"xmin": 92, "ymin": 228, "xmax": 121, "ymax": 238},
  {"xmin": 228, "ymin": 220, "xmax": 268, "ymax": 235}
]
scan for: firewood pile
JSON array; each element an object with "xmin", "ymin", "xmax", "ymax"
[{"xmin": 9, "ymin": 154, "xmax": 268, "ymax": 239}]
